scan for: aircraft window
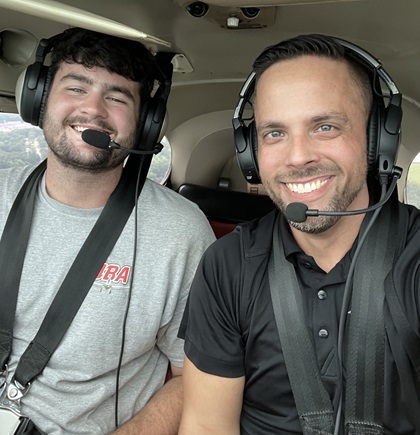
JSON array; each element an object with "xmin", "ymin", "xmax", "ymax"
[
  {"xmin": 406, "ymin": 153, "xmax": 420, "ymax": 207},
  {"xmin": 0, "ymin": 112, "xmax": 172, "ymax": 184}
]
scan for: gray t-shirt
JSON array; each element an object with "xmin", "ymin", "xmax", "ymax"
[{"xmin": 0, "ymin": 164, "xmax": 215, "ymax": 434}]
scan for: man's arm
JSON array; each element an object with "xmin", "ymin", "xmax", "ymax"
[
  {"xmin": 111, "ymin": 365, "xmax": 183, "ymax": 435},
  {"xmin": 178, "ymin": 357, "xmax": 245, "ymax": 435}
]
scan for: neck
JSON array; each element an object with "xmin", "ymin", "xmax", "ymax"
[
  {"xmin": 291, "ymin": 212, "xmax": 365, "ymax": 273},
  {"xmin": 291, "ymin": 194, "xmax": 369, "ymax": 272},
  {"xmin": 44, "ymin": 156, "xmax": 123, "ymax": 209},
  {"xmin": 289, "ymin": 183, "xmax": 371, "ymax": 272}
]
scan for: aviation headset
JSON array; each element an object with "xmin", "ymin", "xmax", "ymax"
[
  {"xmin": 232, "ymin": 36, "xmax": 403, "ymax": 184},
  {"xmin": 16, "ymin": 31, "xmax": 171, "ymax": 153}
]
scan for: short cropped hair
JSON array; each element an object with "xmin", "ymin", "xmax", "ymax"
[{"xmin": 252, "ymin": 33, "xmax": 373, "ymax": 118}]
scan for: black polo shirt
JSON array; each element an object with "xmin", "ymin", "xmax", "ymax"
[{"xmin": 179, "ymin": 209, "xmax": 418, "ymax": 434}]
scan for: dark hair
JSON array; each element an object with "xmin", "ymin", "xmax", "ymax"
[
  {"xmin": 253, "ymin": 33, "xmax": 372, "ymax": 117},
  {"xmin": 49, "ymin": 27, "xmax": 157, "ymax": 105}
]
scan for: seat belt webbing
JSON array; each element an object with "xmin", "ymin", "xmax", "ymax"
[
  {"xmin": 344, "ymin": 201, "xmax": 396, "ymax": 433},
  {"xmin": 0, "ymin": 154, "xmax": 149, "ymax": 387},
  {"xmin": 268, "ymin": 220, "xmax": 334, "ymax": 434},
  {"xmin": 268, "ymin": 201, "xmax": 397, "ymax": 434}
]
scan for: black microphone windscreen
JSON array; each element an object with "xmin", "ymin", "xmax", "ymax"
[
  {"xmin": 285, "ymin": 202, "xmax": 309, "ymax": 223},
  {"xmin": 81, "ymin": 129, "xmax": 111, "ymax": 150}
]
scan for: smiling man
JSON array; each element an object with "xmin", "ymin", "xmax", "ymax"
[
  {"xmin": 0, "ymin": 28, "xmax": 215, "ymax": 434},
  {"xmin": 43, "ymin": 64, "xmax": 140, "ymax": 173},
  {"xmin": 178, "ymin": 34, "xmax": 420, "ymax": 434},
  {"xmin": 255, "ymin": 54, "xmax": 370, "ymax": 273}
]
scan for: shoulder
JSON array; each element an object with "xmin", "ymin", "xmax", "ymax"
[
  {"xmin": 396, "ymin": 203, "xmax": 420, "ymax": 263},
  {"xmin": 185, "ymin": 210, "xmax": 278, "ymax": 342},
  {"xmin": 386, "ymin": 202, "xmax": 420, "ymax": 356},
  {"xmin": 140, "ymin": 179, "xmax": 216, "ymax": 243},
  {"xmin": 142, "ymin": 179, "xmax": 208, "ymax": 217},
  {"xmin": 405, "ymin": 203, "xmax": 420, "ymax": 232},
  {"xmin": 395, "ymin": 202, "xmax": 420, "ymax": 251},
  {"xmin": 390, "ymin": 202, "xmax": 420, "ymax": 306},
  {"xmin": 202, "ymin": 209, "xmax": 278, "ymax": 266}
]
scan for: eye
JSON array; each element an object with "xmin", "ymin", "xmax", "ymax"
[
  {"xmin": 107, "ymin": 96, "xmax": 126, "ymax": 104},
  {"xmin": 68, "ymin": 87, "xmax": 84, "ymax": 94},
  {"xmin": 266, "ymin": 130, "xmax": 284, "ymax": 139},
  {"xmin": 318, "ymin": 124, "xmax": 334, "ymax": 132}
]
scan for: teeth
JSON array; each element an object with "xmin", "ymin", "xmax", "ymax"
[
  {"xmin": 73, "ymin": 126, "xmax": 88, "ymax": 132},
  {"xmin": 286, "ymin": 178, "xmax": 328, "ymax": 193},
  {"xmin": 72, "ymin": 125, "xmax": 107, "ymax": 134}
]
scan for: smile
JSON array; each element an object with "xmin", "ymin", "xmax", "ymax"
[
  {"xmin": 71, "ymin": 125, "xmax": 109, "ymax": 135},
  {"xmin": 286, "ymin": 177, "xmax": 330, "ymax": 194}
]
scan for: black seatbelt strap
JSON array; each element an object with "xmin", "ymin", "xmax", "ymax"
[
  {"xmin": 268, "ymin": 200, "xmax": 397, "ymax": 435},
  {"xmin": 344, "ymin": 200, "xmax": 396, "ymax": 434},
  {"xmin": 268, "ymin": 219, "xmax": 334, "ymax": 434},
  {"xmin": 0, "ymin": 160, "xmax": 46, "ymax": 372},
  {"xmin": 0, "ymin": 153, "xmax": 147, "ymax": 390}
]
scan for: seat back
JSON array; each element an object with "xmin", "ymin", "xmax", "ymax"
[{"xmin": 177, "ymin": 183, "xmax": 276, "ymax": 238}]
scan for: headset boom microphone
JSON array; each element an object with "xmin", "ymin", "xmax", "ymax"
[{"xmin": 81, "ymin": 129, "xmax": 162, "ymax": 155}]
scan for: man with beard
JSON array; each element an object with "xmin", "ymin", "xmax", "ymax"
[
  {"xmin": 178, "ymin": 34, "xmax": 420, "ymax": 434},
  {"xmin": 0, "ymin": 28, "xmax": 215, "ymax": 434}
]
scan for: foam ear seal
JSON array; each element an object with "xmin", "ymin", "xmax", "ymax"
[
  {"xmin": 249, "ymin": 120, "xmax": 260, "ymax": 176},
  {"xmin": 38, "ymin": 68, "xmax": 52, "ymax": 128},
  {"xmin": 367, "ymin": 97, "xmax": 381, "ymax": 173}
]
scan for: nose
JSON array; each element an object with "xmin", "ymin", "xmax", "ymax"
[
  {"xmin": 79, "ymin": 92, "xmax": 108, "ymax": 118},
  {"xmin": 283, "ymin": 133, "xmax": 319, "ymax": 168}
]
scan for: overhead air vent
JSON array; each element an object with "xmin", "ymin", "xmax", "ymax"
[
  {"xmin": 180, "ymin": 1, "xmax": 276, "ymax": 29},
  {"xmin": 0, "ymin": 29, "xmax": 37, "ymax": 67}
]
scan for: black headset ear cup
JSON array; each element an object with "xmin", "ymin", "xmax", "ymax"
[
  {"xmin": 19, "ymin": 62, "xmax": 51, "ymax": 127},
  {"xmin": 235, "ymin": 119, "xmax": 261, "ymax": 184},
  {"xmin": 137, "ymin": 94, "xmax": 167, "ymax": 152},
  {"xmin": 367, "ymin": 93, "xmax": 401, "ymax": 177},
  {"xmin": 233, "ymin": 71, "xmax": 261, "ymax": 184},
  {"xmin": 136, "ymin": 53, "xmax": 173, "ymax": 152}
]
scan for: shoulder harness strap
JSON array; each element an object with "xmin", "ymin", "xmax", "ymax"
[{"xmin": 268, "ymin": 199, "xmax": 398, "ymax": 435}]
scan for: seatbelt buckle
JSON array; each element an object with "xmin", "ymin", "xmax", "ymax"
[
  {"xmin": 0, "ymin": 377, "xmax": 37, "ymax": 435},
  {"xmin": 6, "ymin": 377, "xmax": 31, "ymax": 404},
  {"xmin": 0, "ymin": 382, "xmax": 43, "ymax": 435}
]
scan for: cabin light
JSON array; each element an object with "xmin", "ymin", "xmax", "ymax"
[{"xmin": 227, "ymin": 16, "xmax": 240, "ymax": 28}]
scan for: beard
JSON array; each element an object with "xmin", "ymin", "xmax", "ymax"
[
  {"xmin": 42, "ymin": 113, "xmax": 138, "ymax": 173},
  {"xmin": 263, "ymin": 163, "xmax": 367, "ymax": 234}
]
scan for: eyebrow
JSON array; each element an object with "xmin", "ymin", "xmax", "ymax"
[
  {"xmin": 256, "ymin": 121, "xmax": 286, "ymax": 133},
  {"xmin": 60, "ymin": 73, "xmax": 136, "ymax": 102},
  {"xmin": 256, "ymin": 112, "xmax": 351, "ymax": 132},
  {"xmin": 311, "ymin": 112, "xmax": 351, "ymax": 125}
]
